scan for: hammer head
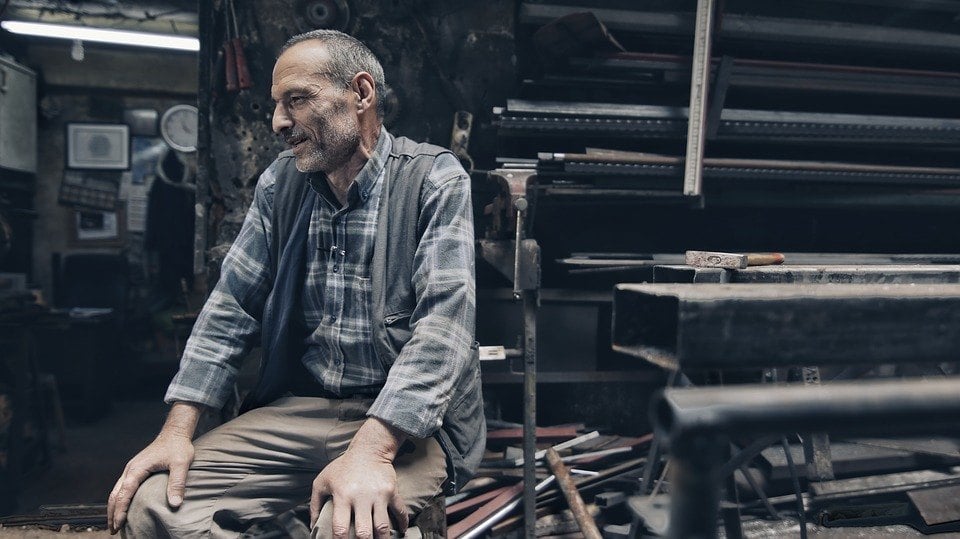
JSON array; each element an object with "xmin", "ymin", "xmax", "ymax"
[{"xmin": 685, "ymin": 250, "xmax": 748, "ymax": 269}]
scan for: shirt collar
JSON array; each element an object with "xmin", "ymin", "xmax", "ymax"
[
  {"xmin": 308, "ymin": 126, "xmax": 392, "ymax": 207},
  {"xmin": 352, "ymin": 126, "xmax": 391, "ymax": 203}
]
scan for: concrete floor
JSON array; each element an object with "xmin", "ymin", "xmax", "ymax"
[
  {"xmin": 2, "ymin": 398, "xmax": 168, "ymax": 536},
  {"xmin": 15, "ymin": 399, "xmax": 169, "ymax": 513}
]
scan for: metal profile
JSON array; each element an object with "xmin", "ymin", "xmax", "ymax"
[{"xmin": 612, "ymin": 283, "xmax": 960, "ymax": 371}]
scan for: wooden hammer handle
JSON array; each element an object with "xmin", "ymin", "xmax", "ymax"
[{"xmin": 746, "ymin": 253, "xmax": 786, "ymax": 266}]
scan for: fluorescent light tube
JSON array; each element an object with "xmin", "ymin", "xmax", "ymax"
[{"xmin": 0, "ymin": 21, "xmax": 199, "ymax": 52}]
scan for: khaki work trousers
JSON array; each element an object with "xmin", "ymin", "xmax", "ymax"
[{"xmin": 124, "ymin": 396, "xmax": 447, "ymax": 538}]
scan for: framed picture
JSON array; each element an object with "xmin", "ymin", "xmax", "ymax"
[
  {"xmin": 70, "ymin": 207, "xmax": 126, "ymax": 247},
  {"xmin": 66, "ymin": 123, "xmax": 130, "ymax": 170}
]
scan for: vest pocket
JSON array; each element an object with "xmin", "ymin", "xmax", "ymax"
[{"xmin": 381, "ymin": 310, "xmax": 413, "ymax": 366}]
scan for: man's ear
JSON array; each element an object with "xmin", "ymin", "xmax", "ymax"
[{"xmin": 352, "ymin": 72, "xmax": 376, "ymax": 113}]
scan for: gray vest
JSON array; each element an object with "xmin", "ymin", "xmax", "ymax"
[{"xmin": 243, "ymin": 133, "xmax": 484, "ymax": 493}]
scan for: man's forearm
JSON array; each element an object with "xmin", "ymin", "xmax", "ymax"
[
  {"xmin": 159, "ymin": 401, "xmax": 203, "ymax": 440},
  {"xmin": 348, "ymin": 416, "xmax": 408, "ymax": 461}
]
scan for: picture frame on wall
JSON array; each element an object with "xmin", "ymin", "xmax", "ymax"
[
  {"xmin": 66, "ymin": 123, "xmax": 131, "ymax": 170},
  {"xmin": 70, "ymin": 207, "xmax": 126, "ymax": 247}
]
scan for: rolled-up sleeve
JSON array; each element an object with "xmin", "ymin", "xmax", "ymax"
[
  {"xmin": 164, "ymin": 167, "xmax": 277, "ymax": 409},
  {"xmin": 368, "ymin": 154, "xmax": 476, "ymax": 438}
]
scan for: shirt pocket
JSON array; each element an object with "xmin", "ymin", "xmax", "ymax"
[{"xmin": 348, "ymin": 275, "xmax": 374, "ymax": 343}]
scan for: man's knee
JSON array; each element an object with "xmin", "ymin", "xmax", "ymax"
[{"xmin": 123, "ymin": 473, "xmax": 169, "ymax": 537}]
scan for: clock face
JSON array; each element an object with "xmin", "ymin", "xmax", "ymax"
[{"xmin": 160, "ymin": 104, "xmax": 199, "ymax": 153}]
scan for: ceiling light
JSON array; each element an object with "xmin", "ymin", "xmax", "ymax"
[{"xmin": 0, "ymin": 21, "xmax": 199, "ymax": 52}]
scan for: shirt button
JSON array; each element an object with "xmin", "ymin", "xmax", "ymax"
[
  {"xmin": 332, "ymin": 265, "xmax": 339, "ymax": 273},
  {"xmin": 329, "ymin": 315, "xmax": 337, "ymax": 323},
  {"xmin": 339, "ymin": 250, "xmax": 346, "ymax": 257}
]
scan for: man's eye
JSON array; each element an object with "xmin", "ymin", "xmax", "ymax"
[{"xmin": 288, "ymin": 96, "xmax": 304, "ymax": 105}]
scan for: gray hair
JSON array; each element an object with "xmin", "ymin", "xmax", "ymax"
[{"xmin": 281, "ymin": 30, "xmax": 386, "ymax": 120}]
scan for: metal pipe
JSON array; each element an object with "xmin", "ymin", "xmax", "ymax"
[
  {"xmin": 545, "ymin": 448, "xmax": 603, "ymax": 539},
  {"xmin": 460, "ymin": 476, "xmax": 556, "ymax": 539},
  {"xmin": 522, "ymin": 289, "xmax": 539, "ymax": 539},
  {"xmin": 655, "ymin": 378, "xmax": 960, "ymax": 440}
]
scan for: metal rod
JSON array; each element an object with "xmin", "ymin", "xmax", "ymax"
[
  {"xmin": 460, "ymin": 476, "xmax": 556, "ymax": 539},
  {"xmin": 522, "ymin": 289, "xmax": 538, "ymax": 539},
  {"xmin": 684, "ymin": 0, "xmax": 715, "ymax": 196},
  {"xmin": 545, "ymin": 448, "xmax": 603, "ymax": 539}
]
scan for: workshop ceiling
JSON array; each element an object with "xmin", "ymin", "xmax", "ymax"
[{"xmin": 2, "ymin": 0, "xmax": 199, "ymax": 36}]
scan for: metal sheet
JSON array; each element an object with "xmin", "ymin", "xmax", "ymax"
[
  {"xmin": 654, "ymin": 264, "xmax": 960, "ymax": 284},
  {"xmin": 908, "ymin": 485, "xmax": 960, "ymax": 525},
  {"xmin": 612, "ymin": 283, "xmax": 960, "ymax": 370}
]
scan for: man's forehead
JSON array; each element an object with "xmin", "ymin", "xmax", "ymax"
[{"xmin": 277, "ymin": 40, "xmax": 332, "ymax": 71}]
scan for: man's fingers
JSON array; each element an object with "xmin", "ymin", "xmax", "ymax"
[
  {"xmin": 389, "ymin": 494, "xmax": 408, "ymax": 535},
  {"xmin": 166, "ymin": 460, "xmax": 190, "ymax": 507},
  {"xmin": 331, "ymin": 499, "xmax": 353, "ymax": 539},
  {"xmin": 372, "ymin": 503, "xmax": 393, "ymax": 539},
  {"xmin": 110, "ymin": 467, "xmax": 151, "ymax": 533},
  {"xmin": 107, "ymin": 474, "xmax": 125, "ymax": 533},
  {"xmin": 310, "ymin": 479, "xmax": 329, "ymax": 528},
  {"xmin": 353, "ymin": 502, "xmax": 374, "ymax": 539}
]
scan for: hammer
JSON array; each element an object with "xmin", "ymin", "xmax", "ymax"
[{"xmin": 685, "ymin": 250, "xmax": 785, "ymax": 269}]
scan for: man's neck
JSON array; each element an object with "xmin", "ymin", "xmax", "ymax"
[{"xmin": 325, "ymin": 126, "xmax": 381, "ymax": 206}]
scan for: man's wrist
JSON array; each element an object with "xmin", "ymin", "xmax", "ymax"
[
  {"xmin": 159, "ymin": 401, "xmax": 203, "ymax": 440},
  {"xmin": 348, "ymin": 417, "xmax": 407, "ymax": 461}
]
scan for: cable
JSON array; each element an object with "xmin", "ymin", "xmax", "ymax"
[
  {"xmin": 780, "ymin": 436, "xmax": 808, "ymax": 539},
  {"xmin": 737, "ymin": 465, "xmax": 780, "ymax": 520}
]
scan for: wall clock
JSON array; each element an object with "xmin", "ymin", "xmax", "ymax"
[{"xmin": 160, "ymin": 104, "xmax": 199, "ymax": 153}]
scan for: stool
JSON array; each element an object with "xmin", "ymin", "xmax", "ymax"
[{"xmin": 412, "ymin": 496, "xmax": 447, "ymax": 538}]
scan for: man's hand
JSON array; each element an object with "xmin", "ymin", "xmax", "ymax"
[
  {"xmin": 310, "ymin": 418, "xmax": 409, "ymax": 539},
  {"xmin": 106, "ymin": 402, "xmax": 201, "ymax": 534}
]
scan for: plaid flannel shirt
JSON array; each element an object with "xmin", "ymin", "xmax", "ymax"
[{"xmin": 165, "ymin": 129, "xmax": 476, "ymax": 438}]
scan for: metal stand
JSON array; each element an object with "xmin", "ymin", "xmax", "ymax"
[{"xmin": 481, "ymin": 169, "xmax": 541, "ymax": 538}]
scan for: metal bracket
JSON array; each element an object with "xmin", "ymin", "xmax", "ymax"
[
  {"xmin": 484, "ymin": 169, "xmax": 537, "ymax": 239},
  {"xmin": 477, "ymin": 239, "xmax": 541, "ymax": 291}
]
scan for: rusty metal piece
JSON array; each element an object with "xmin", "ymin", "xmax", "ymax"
[
  {"xmin": 446, "ymin": 485, "xmax": 512, "ymax": 520},
  {"xmin": 545, "ymin": 448, "xmax": 603, "ymax": 539},
  {"xmin": 450, "ymin": 475, "xmax": 556, "ymax": 539},
  {"xmin": 907, "ymin": 485, "xmax": 960, "ymax": 526}
]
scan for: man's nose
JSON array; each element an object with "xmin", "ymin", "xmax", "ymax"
[{"xmin": 272, "ymin": 104, "xmax": 292, "ymax": 133}]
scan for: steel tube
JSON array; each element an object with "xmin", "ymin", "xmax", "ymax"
[
  {"xmin": 522, "ymin": 289, "xmax": 538, "ymax": 539},
  {"xmin": 655, "ymin": 378, "xmax": 960, "ymax": 441}
]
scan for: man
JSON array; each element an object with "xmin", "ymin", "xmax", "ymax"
[{"xmin": 107, "ymin": 29, "xmax": 484, "ymax": 538}]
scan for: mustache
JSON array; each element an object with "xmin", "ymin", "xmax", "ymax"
[{"xmin": 281, "ymin": 128, "xmax": 308, "ymax": 144}]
